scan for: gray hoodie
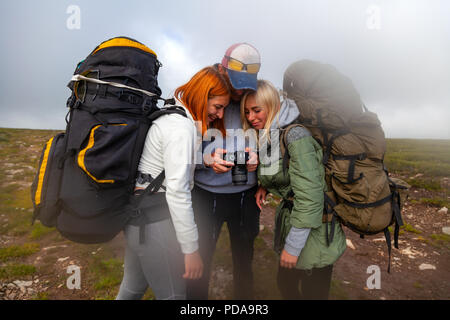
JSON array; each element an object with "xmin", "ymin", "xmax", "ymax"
[
  {"xmin": 194, "ymin": 101, "xmax": 257, "ymax": 193},
  {"xmin": 272, "ymin": 98, "xmax": 300, "ymax": 129}
]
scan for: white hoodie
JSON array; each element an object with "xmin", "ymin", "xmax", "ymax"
[{"xmin": 136, "ymin": 101, "xmax": 201, "ymax": 254}]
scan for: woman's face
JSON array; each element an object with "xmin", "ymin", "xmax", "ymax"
[
  {"xmin": 244, "ymin": 94, "xmax": 268, "ymax": 130},
  {"xmin": 207, "ymin": 95, "xmax": 229, "ymax": 124}
]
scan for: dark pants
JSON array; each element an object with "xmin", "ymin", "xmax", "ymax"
[
  {"xmin": 277, "ymin": 264, "xmax": 334, "ymax": 300},
  {"xmin": 186, "ymin": 185, "xmax": 260, "ymax": 300}
]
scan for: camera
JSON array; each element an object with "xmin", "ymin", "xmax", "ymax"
[{"xmin": 223, "ymin": 151, "xmax": 249, "ymax": 185}]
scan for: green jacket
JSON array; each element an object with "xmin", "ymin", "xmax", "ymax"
[{"xmin": 258, "ymin": 132, "xmax": 347, "ymax": 270}]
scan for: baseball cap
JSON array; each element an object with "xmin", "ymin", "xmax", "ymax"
[{"xmin": 221, "ymin": 43, "xmax": 261, "ymax": 91}]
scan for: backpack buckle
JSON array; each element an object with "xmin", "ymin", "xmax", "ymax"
[
  {"xmin": 141, "ymin": 97, "xmax": 154, "ymax": 112},
  {"xmin": 66, "ymin": 93, "xmax": 81, "ymax": 109}
]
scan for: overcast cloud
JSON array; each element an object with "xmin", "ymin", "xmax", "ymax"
[{"xmin": 0, "ymin": 0, "xmax": 449, "ymax": 138}]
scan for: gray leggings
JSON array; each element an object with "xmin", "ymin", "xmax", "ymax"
[{"xmin": 116, "ymin": 219, "xmax": 186, "ymax": 300}]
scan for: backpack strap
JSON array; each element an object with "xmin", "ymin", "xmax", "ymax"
[
  {"xmin": 388, "ymin": 177, "xmax": 406, "ymax": 249},
  {"xmin": 324, "ymin": 193, "xmax": 339, "ymax": 247},
  {"xmin": 280, "ymin": 123, "xmax": 305, "ymax": 176},
  {"xmin": 132, "ymin": 106, "xmax": 188, "ymax": 244},
  {"xmin": 132, "ymin": 170, "xmax": 166, "ymax": 244},
  {"xmin": 384, "ymin": 227, "xmax": 392, "ymax": 273},
  {"xmin": 331, "ymin": 153, "xmax": 367, "ymax": 184},
  {"xmin": 148, "ymin": 105, "xmax": 187, "ymax": 122}
]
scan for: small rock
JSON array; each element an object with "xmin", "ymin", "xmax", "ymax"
[
  {"xmin": 380, "ymin": 296, "xmax": 386, "ymax": 300},
  {"xmin": 57, "ymin": 257, "xmax": 69, "ymax": 262},
  {"xmin": 419, "ymin": 263, "xmax": 436, "ymax": 271},
  {"xmin": 442, "ymin": 227, "xmax": 450, "ymax": 235},
  {"xmin": 259, "ymin": 224, "xmax": 265, "ymax": 231},
  {"xmin": 414, "ymin": 173, "xmax": 423, "ymax": 178},
  {"xmin": 14, "ymin": 280, "xmax": 32, "ymax": 287},
  {"xmin": 342, "ymin": 281, "xmax": 350, "ymax": 285},
  {"xmin": 401, "ymin": 247, "xmax": 417, "ymax": 259},
  {"xmin": 43, "ymin": 245, "xmax": 68, "ymax": 251},
  {"xmin": 346, "ymin": 239, "xmax": 356, "ymax": 250},
  {"xmin": 438, "ymin": 207, "xmax": 448, "ymax": 214}
]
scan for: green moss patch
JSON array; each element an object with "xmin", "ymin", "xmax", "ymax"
[
  {"xmin": 0, "ymin": 243, "xmax": 40, "ymax": 262},
  {"xmin": 0, "ymin": 264, "xmax": 37, "ymax": 279}
]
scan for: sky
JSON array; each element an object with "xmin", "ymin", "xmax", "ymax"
[{"xmin": 0, "ymin": 0, "xmax": 449, "ymax": 139}]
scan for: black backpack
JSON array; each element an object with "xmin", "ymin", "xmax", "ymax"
[{"xmin": 31, "ymin": 37, "xmax": 185, "ymax": 244}]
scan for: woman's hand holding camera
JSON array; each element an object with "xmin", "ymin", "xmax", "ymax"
[
  {"xmin": 204, "ymin": 148, "xmax": 234, "ymax": 174},
  {"xmin": 246, "ymin": 147, "xmax": 258, "ymax": 172},
  {"xmin": 204, "ymin": 147, "xmax": 258, "ymax": 174}
]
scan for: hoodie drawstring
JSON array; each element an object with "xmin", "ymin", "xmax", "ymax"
[
  {"xmin": 240, "ymin": 191, "xmax": 245, "ymax": 227},
  {"xmin": 212, "ymin": 195, "xmax": 217, "ymax": 240}
]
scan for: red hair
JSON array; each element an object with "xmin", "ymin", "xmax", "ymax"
[{"xmin": 175, "ymin": 66, "xmax": 230, "ymax": 135}]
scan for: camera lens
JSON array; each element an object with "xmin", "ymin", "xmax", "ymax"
[{"xmin": 231, "ymin": 151, "xmax": 249, "ymax": 185}]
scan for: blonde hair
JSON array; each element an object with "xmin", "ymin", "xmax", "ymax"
[{"xmin": 240, "ymin": 80, "xmax": 281, "ymax": 144}]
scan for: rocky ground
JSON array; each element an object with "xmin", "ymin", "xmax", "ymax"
[{"xmin": 208, "ymin": 174, "xmax": 450, "ymax": 300}]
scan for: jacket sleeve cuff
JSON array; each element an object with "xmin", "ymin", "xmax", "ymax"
[
  {"xmin": 284, "ymin": 227, "xmax": 311, "ymax": 257},
  {"xmin": 180, "ymin": 241, "xmax": 199, "ymax": 255}
]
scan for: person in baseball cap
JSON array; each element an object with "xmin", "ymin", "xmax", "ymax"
[
  {"xmin": 215, "ymin": 43, "xmax": 261, "ymax": 101},
  {"xmin": 221, "ymin": 43, "xmax": 261, "ymax": 91},
  {"xmin": 187, "ymin": 43, "xmax": 262, "ymax": 300}
]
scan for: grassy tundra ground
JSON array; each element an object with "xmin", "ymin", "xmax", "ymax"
[{"xmin": 0, "ymin": 128, "xmax": 449, "ymax": 300}]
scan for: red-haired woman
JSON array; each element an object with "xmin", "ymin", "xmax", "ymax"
[{"xmin": 117, "ymin": 66, "xmax": 230, "ymax": 300}]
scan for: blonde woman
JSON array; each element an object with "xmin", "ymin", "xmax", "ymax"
[{"xmin": 241, "ymin": 80, "xmax": 346, "ymax": 300}]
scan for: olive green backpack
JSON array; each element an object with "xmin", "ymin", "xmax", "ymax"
[{"xmin": 281, "ymin": 60, "xmax": 409, "ymax": 272}]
